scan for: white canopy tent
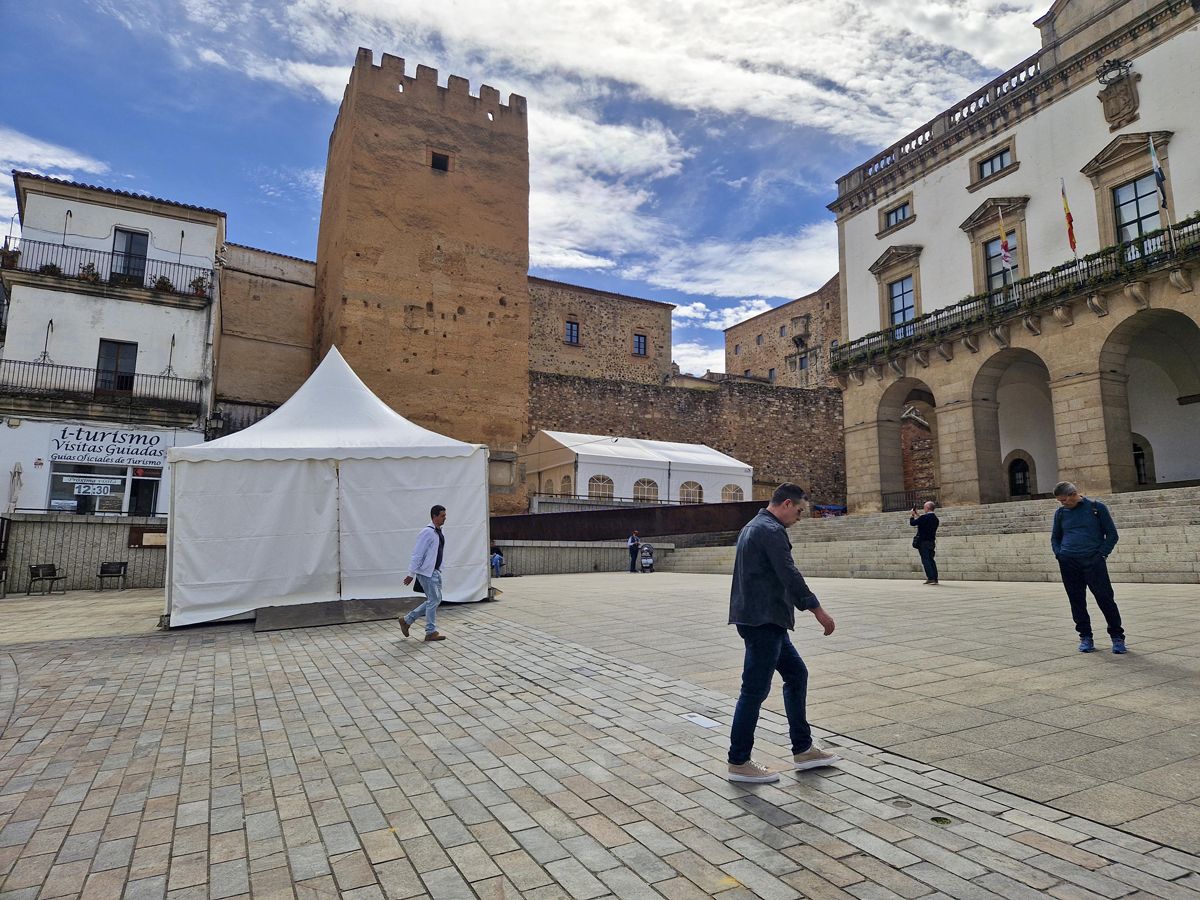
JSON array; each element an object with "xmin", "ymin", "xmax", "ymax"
[
  {"xmin": 166, "ymin": 347, "xmax": 490, "ymax": 627},
  {"xmin": 524, "ymin": 430, "xmax": 752, "ymax": 503}
]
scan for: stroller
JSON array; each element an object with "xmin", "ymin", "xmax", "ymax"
[{"xmin": 639, "ymin": 542, "xmax": 656, "ymax": 573}]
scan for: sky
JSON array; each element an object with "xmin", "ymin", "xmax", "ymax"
[{"xmin": 1, "ymin": 0, "xmax": 1046, "ymax": 375}]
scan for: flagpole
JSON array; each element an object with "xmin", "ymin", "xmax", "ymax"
[
  {"xmin": 1148, "ymin": 135, "xmax": 1177, "ymax": 254},
  {"xmin": 1061, "ymin": 178, "xmax": 1082, "ymax": 285}
]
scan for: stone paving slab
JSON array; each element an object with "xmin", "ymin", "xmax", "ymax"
[{"xmin": 0, "ymin": 576, "xmax": 1198, "ymax": 898}]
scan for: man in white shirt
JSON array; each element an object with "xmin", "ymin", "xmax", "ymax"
[{"xmin": 400, "ymin": 505, "xmax": 448, "ymax": 642}]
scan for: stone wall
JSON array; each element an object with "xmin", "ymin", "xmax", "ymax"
[
  {"xmin": 724, "ymin": 275, "xmax": 841, "ymax": 388},
  {"xmin": 3, "ymin": 514, "xmax": 167, "ymax": 592},
  {"xmin": 530, "ymin": 372, "xmax": 846, "ymax": 505},
  {"xmin": 901, "ymin": 415, "xmax": 937, "ymax": 491},
  {"xmin": 528, "ymin": 278, "xmax": 673, "ymax": 385},
  {"xmin": 216, "ymin": 243, "xmax": 316, "ymax": 406}
]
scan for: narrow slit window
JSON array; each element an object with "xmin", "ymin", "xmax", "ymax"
[{"xmin": 431, "ymin": 152, "xmax": 450, "ymax": 172}]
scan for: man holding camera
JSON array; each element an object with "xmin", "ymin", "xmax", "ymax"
[{"xmin": 909, "ymin": 500, "xmax": 940, "ymax": 585}]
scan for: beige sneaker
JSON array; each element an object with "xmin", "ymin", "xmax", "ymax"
[
  {"xmin": 792, "ymin": 745, "xmax": 841, "ymax": 770},
  {"xmin": 727, "ymin": 760, "xmax": 780, "ymax": 783}
]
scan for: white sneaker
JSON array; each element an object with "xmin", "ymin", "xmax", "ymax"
[
  {"xmin": 727, "ymin": 759, "xmax": 780, "ymax": 783},
  {"xmin": 792, "ymin": 745, "xmax": 841, "ymax": 770}
]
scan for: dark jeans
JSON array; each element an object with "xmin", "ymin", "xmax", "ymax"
[
  {"xmin": 917, "ymin": 542, "xmax": 938, "ymax": 581},
  {"xmin": 728, "ymin": 624, "xmax": 811, "ymax": 764},
  {"xmin": 1058, "ymin": 554, "xmax": 1124, "ymax": 640},
  {"xmin": 629, "ymin": 547, "xmax": 638, "ymax": 572}
]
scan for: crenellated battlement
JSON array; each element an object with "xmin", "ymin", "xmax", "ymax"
[{"xmin": 348, "ymin": 47, "xmax": 528, "ymax": 118}]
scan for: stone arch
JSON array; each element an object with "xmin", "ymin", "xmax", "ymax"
[
  {"xmin": 1002, "ymin": 449, "xmax": 1037, "ymax": 498},
  {"xmin": 972, "ymin": 347, "xmax": 1058, "ymax": 503},
  {"xmin": 1099, "ymin": 309, "xmax": 1200, "ymax": 487},
  {"xmin": 1130, "ymin": 432, "xmax": 1156, "ymax": 485},
  {"xmin": 877, "ymin": 377, "xmax": 940, "ymax": 506}
]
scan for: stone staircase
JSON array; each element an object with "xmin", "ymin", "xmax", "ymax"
[{"xmin": 658, "ymin": 486, "xmax": 1200, "ymax": 583}]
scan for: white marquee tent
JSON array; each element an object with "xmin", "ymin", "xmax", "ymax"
[
  {"xmin": 524, "ymin": 430, "xmax": 753, "ymax": 503},
  {"xmin": 166, "ymin": 347, "xmax": 490, "ymax": 627}
]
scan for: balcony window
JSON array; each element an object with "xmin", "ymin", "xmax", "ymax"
[
  {"xmin": 96, "ymin": 340, "xmax": 137, "ymax": 395},
  {"xmin": 984, "ymin": 230, "xmax": 1020, "ymax": 292},
  {"xmin": 1114, "ymin": 173, "xmax": 1162, "ymax": 250},
  {"xmin": 112, "ymin": 229, "xmax": 148, "ymax": 287},
  {"xmin": 888, "ymin": 276, "xmax": 915, "ymax": 338}
]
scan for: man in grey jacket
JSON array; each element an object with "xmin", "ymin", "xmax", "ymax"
[{"xmin": 727, "ymin": 483, "xmax": 839, "ymax": 783}]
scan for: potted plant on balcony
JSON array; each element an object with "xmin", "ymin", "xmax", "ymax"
[
  {"xmin": 0, "ymin": 245, "xmax": 19, "ymax": 270},
  {"xmin": 38, "ymin": 262, "xmax": 63, "ymax": 276},
  {"xmin": 78, "ymin": 262, "xmax": 101, "ymax": 284},
  {"xmin": 152, "ymin": 275, "xmax": 174, "ymax": 292},
  {"xmin": 189, "ymin": 275, "xmax": 210, "ymax": 297}
]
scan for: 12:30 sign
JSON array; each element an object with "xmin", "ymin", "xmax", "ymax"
[{"xmin": 73, "ymin": 484, "xmax": 112, "ymax": 496}]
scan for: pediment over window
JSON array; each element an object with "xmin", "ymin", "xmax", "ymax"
[
  {"xmin": 1080, "ymin": 131, "xmax": 1172, "ymax": 179},
  {"xmin": 959, "ymin": 196, "xmax": 1029, "ymax": 233},
  {"xmin": 868, "ymin": 244, "xmax": 922, "ymax": 277}
]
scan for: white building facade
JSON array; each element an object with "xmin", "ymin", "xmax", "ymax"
[
  {"xmin": 0, "ymin": 173, "xmax": 222, "ymax": 515},
  {"xmin": 829, "ymin": 0, "xmax": 1200, "ymax": 511}
]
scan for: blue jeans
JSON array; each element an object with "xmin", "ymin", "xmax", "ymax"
[
  {"xmin": 404, "ymin": 571, "xmax": 443, "ymax": 634},
  {"xmin": 729, "ymin": 624, "xmax": 811, "ymax": 764}
]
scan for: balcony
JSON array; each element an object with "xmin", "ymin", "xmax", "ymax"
[
  {"xmin": 0, "ymin": 358, "xmax": 203, "ymax": 416},
  {"xmin": 0, "ymin": 238, "xmax": 213, "ymax": 300},
  {"xmin": 832, "ymin": 215, "xmax": 1200, "ymax": 375}
]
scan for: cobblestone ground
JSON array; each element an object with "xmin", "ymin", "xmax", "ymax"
[{"xmin": 1, "ymin": 578, "xmax": 1199, "ymax": 899}]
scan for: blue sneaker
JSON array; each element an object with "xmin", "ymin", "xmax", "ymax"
[
  {"xmin": 1078, "ymin": 638, "xmax": 1095, "ymax": 653},
  {"xmin": 1112, "ymin": 640, "xmax": 1127, "ymax": 654}
]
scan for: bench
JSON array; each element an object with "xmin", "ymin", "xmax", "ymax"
[
  {"xmin": 27, "ymin": 564, "xmax": 66, "ymax": 595},
  {"xmin": 98, "ymin": 561, "xmax": 128, "ymax": 591}
]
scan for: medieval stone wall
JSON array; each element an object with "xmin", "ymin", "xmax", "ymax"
[
  {"xmin": 724, "ymin": 275, "xmax": 840, "ymax": 388},
  {"xmin": 528, "ymin": 278, "xmax": 672, "ymax": 385},
  {"xmin": 215, "ymin": 243, "xmax": 316, "ymax": 407},
  {"xmin": 530, "ymin": 371, "xmax": 846, "ymax": 504}
]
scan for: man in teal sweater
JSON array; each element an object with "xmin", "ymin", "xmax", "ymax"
[{"xmin": 1051, "ymin": 482, "xmax": 1126, "ymax": 654}]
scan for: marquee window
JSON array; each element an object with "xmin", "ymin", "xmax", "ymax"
[
  {"xmin": 633, "ymin": 478, "xmax": 659, "ymax": 501},
  {"xmin": 587, "ymin": 474, "xmax": 614, "ymax": 499},
  {"xmin": 679, "ymin": 481, "xmax": 703, "ymax": 503},
  {"xmin": 560, "ymin": 475, "xmax": 572, "ymax": 496},
  {"xmin": 721, "ymin": 484, "xmax": 744, "ymax": 502}
]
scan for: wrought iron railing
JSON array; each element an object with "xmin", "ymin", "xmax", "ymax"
[
  {"xmin": 832, "ymin": 217, "xmax": 1200, "ymax": 373},
  {"xmin": 882, "ymin": 488, "xmax": 939, "ymax": 512},
  {"xmin": 0, "ymin": 359, "xmax": 203, "ymax": 409},
  {"xmin": 0, "ymin": 238, "xmax": 213, "ymax": 299}
]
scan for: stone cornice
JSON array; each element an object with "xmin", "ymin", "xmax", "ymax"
[
  {"xmin": 868, "ymin": 245, "xmax": 923, "ymax": 277},
  {"xmin": 1080, "ymin": 130, "xmax": 1173, "ymax": 177},
  {"xmin": 959, "ymin": 197, "xmax": 1030, "ymax": 234}
]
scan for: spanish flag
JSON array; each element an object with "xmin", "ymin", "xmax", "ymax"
[
  {"xmin": 998, "ymin": 208, "xmax": 1012, "ymax": 269},
  {"xmin": 1061, "ymin": 178, "xmax": 1077, "ymax": 253}
]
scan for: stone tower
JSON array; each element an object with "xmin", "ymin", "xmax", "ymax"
[{"xmin": 314, "ymin": 49, "xmax": 530, "ymax": 507}]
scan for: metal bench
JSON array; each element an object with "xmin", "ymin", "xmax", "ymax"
[
  {"xmin": 98, "ymin": 561, "xmax": 128, "ymax": 591},
  {"xmin": 27, "ymin": 564, "xmax": 66, "ymax": 595}
]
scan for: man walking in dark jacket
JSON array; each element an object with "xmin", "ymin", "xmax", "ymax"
[
  {"xmin": 909, "ymin": 501, "xmax": 940, "ymax": 585},
  {"xmin": 1052, "ymin": 482, "xmax": 1126, "ymax": 654},
  {"xmin": 727, "ymin": 483, "xmax": 839, "ymax": 783}
]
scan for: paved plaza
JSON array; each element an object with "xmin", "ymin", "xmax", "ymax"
[{"xmin": 1, "ymin": 574, "xmax": 1199, "ymax": 899}]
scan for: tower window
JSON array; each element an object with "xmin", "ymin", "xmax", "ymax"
[
  {"xmin": 633, "ymin": 333, "xmax": 647, "ymax": 356},
  {"xmin": 431, "ymin": 152, "xmax": 450, "ymax": 172},
  {"xmin": 565, "ymin": 320, "xmax": 579, "ymax": 345}
]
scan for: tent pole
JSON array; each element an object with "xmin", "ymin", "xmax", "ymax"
[{"xmin": 334, "ymin": 461, "xmax": 343, "ymax": 601}]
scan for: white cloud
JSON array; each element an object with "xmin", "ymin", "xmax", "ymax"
[
  {"xmin": 672, "ymin": 340, "xmax": 726, "ymax": 377},
  {"xmin": 701, "ymin": 298, "xmax": 776, "ymax": 331},
  {"xmin": 0, "ymin": 128, "xmax": 110, "ymax": 229},
  {"xmin": 633, "ymin": 220, "xmax": 838, "ymax": 301},
  {"xmin": 671, "ymin": 301, "xmax": 710, "ymax": 323}
]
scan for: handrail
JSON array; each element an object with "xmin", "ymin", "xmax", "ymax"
[
  {"xmin": 0, "ymin": 238, "xmax": 213, "ymax": 299},
  {"xmin": 832, "ymin": 217, "xmax": 1200, "ymax": 373}
]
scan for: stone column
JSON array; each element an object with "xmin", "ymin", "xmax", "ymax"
[
  {"xmin": 844, "ymin": 420, "xmax": 884, "ymax": 512},
  {"xmin": 1049, "ymin": 371, "xmax": 1133, "ymax": 494},
  {"xmin": 934, "ymin": 398, "xmax": 999, "ymax": 506}
]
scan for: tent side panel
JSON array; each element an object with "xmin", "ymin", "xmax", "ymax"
[
  {"xmin": 338, "ymin": 452, "xmax": 490, "ymax": 604},
  {"xmin": 168, "ymin": 459, "xmax": 341, "ymax": 626}
]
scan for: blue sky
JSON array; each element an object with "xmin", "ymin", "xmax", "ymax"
[{"xmin": 1, "ymin": 0, "xmax": 1044, "ymax": 374}]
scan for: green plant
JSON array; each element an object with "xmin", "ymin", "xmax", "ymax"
[
  {"xmin": 0, "ymin": 247, "xmax": 19, "ymax": 270},
  {"xmin": 152, "ymin": 275, "xmax": 174, "ymax": 292},
  {"xmin": 78, "ymin": 262, "xmax": 100, "ymax": 284},
  {"xmin": 38, "ymin": 262, "xmax": 62, "ymax": 276},
  {"xmin": 189, "ymin": 274, "xmax": 210, "ymax": 296}
]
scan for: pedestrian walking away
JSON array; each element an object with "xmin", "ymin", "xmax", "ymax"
[
  {"xmin": 1051, "ymin": 482, "xmax": 1126, "ymax": 654},
  {"xmin": 401, "ymin": 504, "xmax": 449, "ymax": 642},
  {"xmin": 627, "ymin": 529, "xmax": 641, "ymax": 573},
  {"xmin": 727, "ymin": 483, "xmax": 840, "ymax": 784},
  {"xmin": 909, "ymin": 500, "xmax": 940, "ymax": 584}
]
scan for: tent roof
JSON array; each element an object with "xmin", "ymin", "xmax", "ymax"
[
  {"xmin": 537, "ymin": 430, "xmax": 751, "ymax": 472},
  {"xmin": 170, "ymin": 347, "xmax": 485, "ymax": 462}
]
